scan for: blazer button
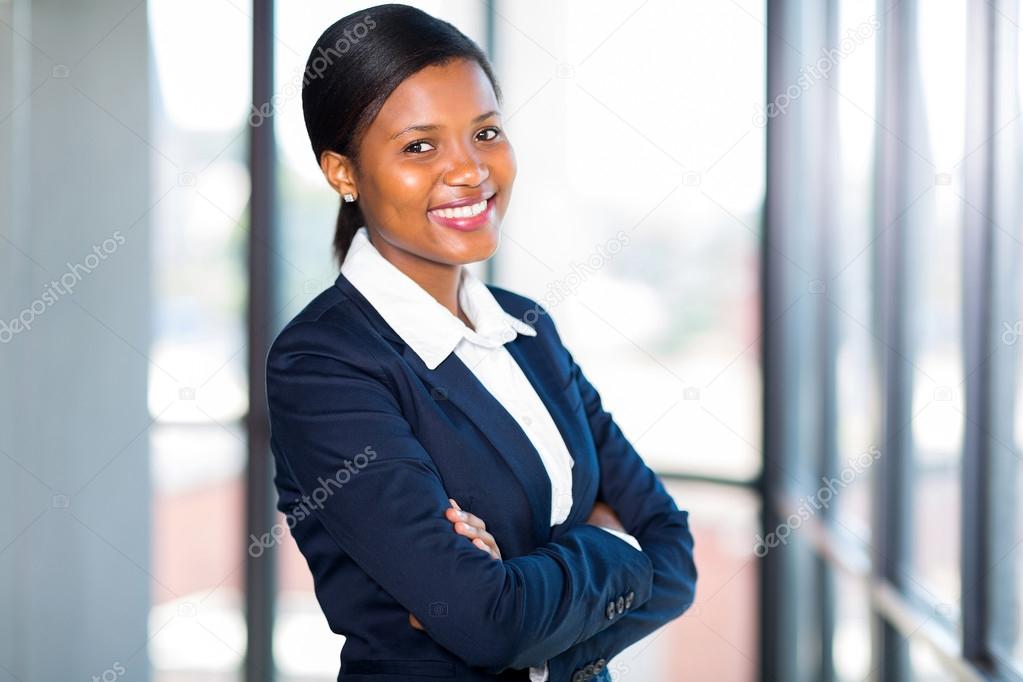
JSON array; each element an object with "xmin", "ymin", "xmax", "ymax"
[
  {"xmin": 594, "ymin": 658, "xmax": 607, "ymax": 672},
  {"xmin": 584, "ymin": 662, "xmax": 596, "ymax": 677},
  {"xmin": 616, "ymin": 595, "xmax": 625, "ymax": 614},
  {"xmin": 625, "ymin": 590, "xmax": 635, "ymax": 609},
  {"xmin": 571, "ymin": 671, "xmax": 586, "ymax": 682},
  {"xmin": 605, "ymin": 600, "xmax": 616, "ymax": 620}
]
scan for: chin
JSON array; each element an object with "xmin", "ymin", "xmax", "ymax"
[{"xmin": 434, "ymin": 223, "xmax": 500, "ymax": 264}]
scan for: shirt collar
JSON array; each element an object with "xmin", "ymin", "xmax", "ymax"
[{"xmin": 340, "ymin": 226, "xmax": 537, "ymax": 370}]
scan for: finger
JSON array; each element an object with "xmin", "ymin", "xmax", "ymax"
[
  {"xmin": 478, "ymin": 535, "xmax": 501, "ymax": 560},
  {"xmin": 455, "ymin": 521, "xmax": 478, "ymax": 536},
  {"xmin": 473, "ymin": 537, "xmax": 494, "ymax": 557},
  {"xmin": 460, "ymin": 511, "xmax": 486, "ymax": 531},
  {"xmin": 453, "ymin": 522, "xmax": 489, "ymax": 549},
  {"xmin": 445, "ymin": 508, "xmax": 486, "ymax": 532},
  {"xmin": 473, "ymin": 536, "xmax": 500, "ymax": 560},
  {"xmin": 445, "ymin": 507, "xmax": 465, "ymax": 524},
  {"xmin": 476, "ymin": 528, "xmax": 498, "ymax": 550},
  {"xmin": 449, "ymin": 498, "xmax": 461, "ymax": 511},
  {"xmin": 469, "ymin": 528, "xmax": 499, "ymax": 555}
]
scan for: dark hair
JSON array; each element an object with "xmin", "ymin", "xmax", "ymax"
[{"xmin": 301, "ymin": 3, "xmax": 503, "ymax": 268}]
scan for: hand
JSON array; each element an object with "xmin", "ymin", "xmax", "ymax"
[
  {"xmin": 586, "ymin": 499, "xmax": 625, "ymax": 533},
  {"xmin": 444, "ymin": 498, "xmax": 503, "ymax": 560},
  {"xmin": 408, "ymin": 498, "xmax": 503, "ymax": 632}
]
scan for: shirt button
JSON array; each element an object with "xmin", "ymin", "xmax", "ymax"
[{"xmin": 520, "ymin": 414, "xmax": 532, "ymax": 425}]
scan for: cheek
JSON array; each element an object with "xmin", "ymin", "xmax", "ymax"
[
  {"xmin": 383, "ymin": 166, "xmax": 433, "ymax": 211},
  {"xmin": 492, "ymin": 148, "xmax": 516, "ymax": 210},
  {"xmin": 494, "ymin": 145, "xmax": 516, "ymax": 180},
  {"xmin": 398, "ymin": 170, "xmax": 430, "ymax": 192}
]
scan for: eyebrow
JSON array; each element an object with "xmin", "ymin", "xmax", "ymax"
[{"xmin": 389, "ymin": 110, "xmax": 500, "ymax": 140}]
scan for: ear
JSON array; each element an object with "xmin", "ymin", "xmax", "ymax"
[{"xmin": 320, "ymin": 150, "xmax": 358, "ymax": 198}]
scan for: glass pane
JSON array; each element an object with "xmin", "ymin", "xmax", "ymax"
[
  {"xmin": 831, "ymin": 0, "xmax": 880, "ymax": 547},
  {"xmin": 833, "ymin": 570, "xmax": 871, "ymax": 681},
  {"xmin": 906, "ymin": 0, "xmax": 967, "ymax": 616},
  {"xmin": 909, "ymin": 638, "xmax": 957, "ymax": 682},
  {"xmin": 150, "ymin": 423, "xmax": 247, "ymax": 679},
  {"xmin": 493, "ymin": 0, "xmax": 764, "ymax": 483},
  {"xmin": 148, "ymin": 0, "xmax": 252, "ymax": 678},
  {"xmin": 275, "ymin": 532, "xmax": 343, "ymax": 681}
]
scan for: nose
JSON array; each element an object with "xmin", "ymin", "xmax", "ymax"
[{"xmin": 442, "ymin": 140, "xmax": 489, "ymax": 187}]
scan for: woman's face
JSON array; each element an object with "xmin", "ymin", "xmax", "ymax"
[{"xmin": 330, "ymin": 58, "xmax": 516, "ymax": 267}]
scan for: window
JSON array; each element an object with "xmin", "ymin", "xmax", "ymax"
[
  {"xmin": 148, "ymin": 0, "xmax": 252, "ymax": 677},
  {"xmin": 906, "ymin": 0, "xmax": 967, "ymax": 617},
  {"xmin": 766, "ymin": 0, "xmax": 1023, "ymax": 679}
]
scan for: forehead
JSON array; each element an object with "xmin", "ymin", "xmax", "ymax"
[{"xmin": 371, "ymin": 59, "xmax": 498, "ymax": 134}]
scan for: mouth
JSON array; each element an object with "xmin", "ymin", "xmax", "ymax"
[{"xmin": 426, "ymin": 193, "xmax": 497, "ymax": 233}]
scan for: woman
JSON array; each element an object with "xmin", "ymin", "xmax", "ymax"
[{"xmin": 266, "ymin": 5, "xmax": 697, "ymax": 681}]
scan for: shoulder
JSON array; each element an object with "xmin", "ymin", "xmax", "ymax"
[{"xmin": 266, "ymin": 281, "xmax": 383, "ymax": 371}]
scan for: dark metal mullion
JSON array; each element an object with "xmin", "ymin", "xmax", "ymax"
[
  {"xmin": 246, "ymin": 1, "xmax": 276, "ymax": 681},
  {"xmin": 483, "ymin": 0, "xmax": 498, "ymax": 285},
  {"xmin": 961, "ymin": 0, "xmax": 996, "ymax": 668},
  {"xmin": 968, "ymin": 2, "xmax": 1023, "ymax": 679},
  {"xmin": 761, "ymin": 2, "xmax": 790, "ymax": 679},
  {"xmin": 872, "ymin": 0, "xmax": 915, "ymax": 679},
  {"xmin": 988, "ymin": 0, "xmax": 1023, "ymax": 675}
]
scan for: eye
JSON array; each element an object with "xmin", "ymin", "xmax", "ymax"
[
  {"xmin": 477, "ymin": 126, "xmax": 502, "ymax": 142},
  {"xmin": 403, "ymin": 140, "xmax": 436, "ymax": 154}
]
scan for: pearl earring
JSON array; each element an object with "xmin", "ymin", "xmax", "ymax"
[{"xmin": 343, "ymin": 193, "xmax": 356, "ymax": 203}]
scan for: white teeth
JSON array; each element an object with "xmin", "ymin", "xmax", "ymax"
[{"xmin": 429, "ymin": 198, "xmax": 489, "ymax": 219}]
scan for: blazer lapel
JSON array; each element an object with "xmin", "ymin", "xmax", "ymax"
[
  {"xmin": 504, "ymin": 334, "xmax": 596, "ymax": 538},
  {"xmin": 334, "ymin": 272, "xmax": 557, "ymax": 547},
  {"xmin": 401, "ymin": 345, "xmax": 552, "ymax": 548}
]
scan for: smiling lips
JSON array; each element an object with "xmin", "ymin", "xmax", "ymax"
[{"xmin": 427, "ymin": 193, "xmax": 496, "ymax": 232}]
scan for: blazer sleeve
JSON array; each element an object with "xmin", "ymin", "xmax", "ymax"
[
  {"xmin": 538, "ymin": 316, "xmax": 698, "ymax": 682},
  {"xmin": 265, "ymin": 319, "xmax": 655, "ymax": 672}
]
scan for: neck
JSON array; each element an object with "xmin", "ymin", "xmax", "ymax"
[{"xmin": 368, "ymin": 231, "xmax": 465, "ymax": 321}]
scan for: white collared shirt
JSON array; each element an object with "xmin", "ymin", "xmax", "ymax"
[{"xmin": 340, "ymin": 226, "xmax": 640, "ymax": 681}]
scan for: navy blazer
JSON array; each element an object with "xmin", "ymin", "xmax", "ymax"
[{"xmin": 265, "ymin": 271, "xmax": 697, "ymax": 682}]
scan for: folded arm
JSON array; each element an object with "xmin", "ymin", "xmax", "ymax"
[
  {"xmin": 537, "ymin": 320, "xmax": 698, "ymax": 682},
  {"xmin": 265, "ymin": 320, "xmax": 656, "ymax": 672}
]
